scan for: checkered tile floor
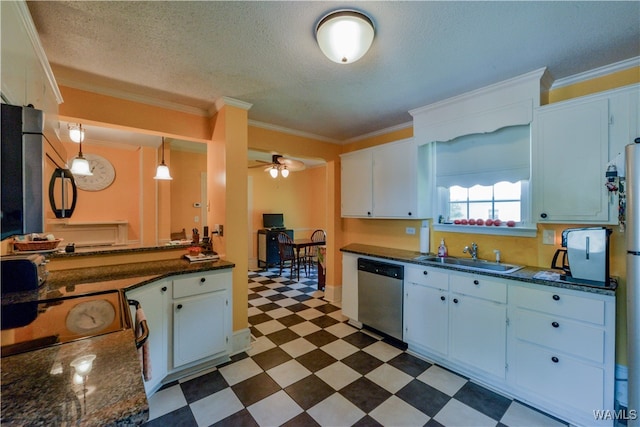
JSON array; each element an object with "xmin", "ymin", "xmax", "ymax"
[{"xmin": 143, "ymin": 268, "xmax": 568, "ymax": 426}]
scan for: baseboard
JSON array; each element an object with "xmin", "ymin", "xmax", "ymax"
[
  {"xmin": 616, "ymin": 364, "xmax": 628, "ymax": 407},
  {"xmin": 231, "ymin": 327, "xmax": 252, "ymax": 355},
  {"xmin": 323, "ymin": 284, "xmax": 341, "ymax": 302}
]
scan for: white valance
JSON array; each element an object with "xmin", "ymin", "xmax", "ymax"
[{"xmin": 436, "ymin": 125, "xmax": 530, "ymax": 188}]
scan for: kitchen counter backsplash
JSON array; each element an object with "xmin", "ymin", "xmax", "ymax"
[{"xmin": 341, "ymin": 243, "xmax": 616, "ymax": 296}]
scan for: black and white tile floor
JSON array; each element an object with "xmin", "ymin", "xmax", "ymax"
[{"xmin": 143, "ymin": 268, "xmax": 568, "ymax": 427}]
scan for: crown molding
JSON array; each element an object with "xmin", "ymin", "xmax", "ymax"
[
  {"xmin": 15, "ymin": 0, "xmax": 63, "ymax": 104},
  {"xmin": 212, "ymin": 96, "xmax": 253, "ymax": 113},
  {"xmin": 248, "ymin": 120, "xmax": 340, "ymax": 144},
  {"xmin": 551, "ymin": 56, "xmax": 640, "ymax": 89},
  {"xmin": 56, "ymin": 78, "xmax": 210, "ymax": 116},
  {"xmin": 344, "ymin": 121, "xmax": 413, "ymax": 144}
]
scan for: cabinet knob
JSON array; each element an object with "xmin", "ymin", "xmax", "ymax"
[
  {"xmin": 177, "ymin": 304, "xmax": 183, "ymax": 310},
  {"xmin": 551, "ymin": 356, "xmax": 559, "ymax": 363},
  {"xmin": 161, "ymin": 286, "xmax": 167, "ymax": 292},
  {"xmin": 440, "ymin": 296, "xmax": 446, "ymax": 301},
  {"xmin": 552, "ymin": 321, "xmax": 560, "ymax": 328},
  {"xmin": 423, "ymin": 270, "xmax": 428, "ymax": 275},
  {"xmin": 200, "ymin": 277, "xmax": 206, "ymax": 283},
  {"xmin": 552, "ymin": 294, "xmax": 560, "ymax": 301},
  {"xmin": 453, "ymin": 298, "xmax": 459, "ymax": 304},
  {"xmin": 473, "ymin": 279, "xmax": 479, "ymax": 285},
  {"xmin": 408, "ymin": 212, "xmax": 412, "ymax": 216},
  {"xmin": 367, "ymin": 211, "xmax": 371, "ymax": 216},
  {"xmin": 540, "ymin": 213, "xmax": 548, "ymax": 219}
]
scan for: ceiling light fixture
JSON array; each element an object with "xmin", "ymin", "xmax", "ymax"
[
  {"xmin": 68, "ymin": 123, "xmax": 85, "ymax": 143},
  {"xmin": 154, "ymin": 137, "xmax": 173, "ymax": 180},
  {"xmin": 269, "ymin": 164, "xmax": 291, "ymax": 179},
  {"xmin": 69, "ymin": 124, "xmax": 93, "ymax": 176},
  {"xmin": 315, "ymin": 9, "xmax": 375, "ymax": 64}
]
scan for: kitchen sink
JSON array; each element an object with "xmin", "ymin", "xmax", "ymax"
[{"xmin": 413, "ymin": 255, "xmax": 523, "ymax": 274}]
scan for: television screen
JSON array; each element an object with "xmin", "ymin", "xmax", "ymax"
[{"xmin": 263, "ymin": 213, "xmax": 284, "ymax": 229}]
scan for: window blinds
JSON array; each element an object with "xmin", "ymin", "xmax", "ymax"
[{"xmin": 435, "ymin": 125, "xmax": 530, "ymax": 188}]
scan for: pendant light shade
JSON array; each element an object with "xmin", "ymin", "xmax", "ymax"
[
  {"xmin": 154, "ymin": 137, "xmax": 173, "ymax": 180},
  {"xmin": 280, "ymin": 166, "xmax": 290, "ymax": 178},
  {"xmin": 269, "ymin": 166, "xmax": 279, "ymax": 178},
  {"xmin": 315, "ymin": 10, "xmax": 375, "ymax": 64},
  {"xmin": 69, "ymin": 123, "xmax": 93, "ymax": 176}
]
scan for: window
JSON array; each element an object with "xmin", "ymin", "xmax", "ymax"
[{"xmin": 449, "ymin": 181, "xmax": 522, "ymax": 223}]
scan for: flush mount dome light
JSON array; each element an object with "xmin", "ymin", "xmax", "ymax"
[{"xmin": 315, "ymin": 9, "xmax": 375, "ymax": 64}]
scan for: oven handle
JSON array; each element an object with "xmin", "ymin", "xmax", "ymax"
[{"xmin": 128, "ymin": 299, "xmax": 149, "ymax": 349}]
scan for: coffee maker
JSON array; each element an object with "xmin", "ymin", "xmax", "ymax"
[{"xmin": 551, "ymin": 227, "xmax": 612, "ymax": 286}]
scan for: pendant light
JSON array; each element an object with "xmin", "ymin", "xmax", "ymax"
[
  {"xmin": 315, "ymin": 9, "xmax": 375, "ymax": 64},
  {"xmin": 154, "ymin": 137, "xmax": 173, "ymax": 180},
  {"xmin": 68, "ymin": 124, "xmax": 93, "ymax": 176}
]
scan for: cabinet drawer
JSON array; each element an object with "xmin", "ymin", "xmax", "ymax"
[
  {"xmin": 405, "ymin": 266, "xmax": 449, "ymax": 290},
  {"xmin": 511, "ymin": 286, "xmax": 605, "ymax": 325},
  {"xmin": 450, "ymin": 273, "xmax": 506, "ymax": 303},
  {"xmin": 513, "ymin": 308, "xmax": 605, "ymax": 363},
  {"xmin": 511, "ymin": 340, "xmax": 605, "ymax": 413},
  {"xmin": 173, "ymin": 271, "xmax": 231, "ymax": 299}
]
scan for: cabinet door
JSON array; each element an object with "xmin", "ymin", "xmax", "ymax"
[
  {"xmin": 173, "ymin": 289, "xmax": 228, "ymax": 367},
  {"xmin": 533, "ymin": 98, "xmax": 610, "ymax": 223},
  {"xmin": 372, "ymin": 139, "xmax": 418, "ymax": 218},
  {"xmin": 450, "ymin": 294, "xmax": 506, "ymax": 379},
  {"xmin": 404, "ymin": 282, "xmax": 448, "ymax": 355},
  {"xmin": 341, "ymin": 150, "xmax": 373, "ymax": 217},
  {"xmin": 341, "ymin": 253, "xmax": 359, "ymax": 321},
  {"xmin": 126, "ymin": 280, "xmax": 170, "ymax": 395}
]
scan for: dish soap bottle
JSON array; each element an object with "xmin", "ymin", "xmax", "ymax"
[{"xmin": 437, "ymin": 238, "xmax": 448, "ymax": 257}]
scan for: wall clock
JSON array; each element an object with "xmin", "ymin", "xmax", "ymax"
[
  {"xmin": 65, "ymin": 299, "xmax": 116, "ymax": 335},
  {"xmin": 70, "ymin": 153, "xmax": 116, "ymax": 191}
]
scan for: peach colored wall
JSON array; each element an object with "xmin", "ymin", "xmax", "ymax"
[
  {"xmin": 58, "ymin": 141, "xmax": 143, "ymax": 242},
  {"xmin": 170, "ymin": 148, "xmax": 207, "ymax": 236},
  {"xmin": 249, "ymin": 165, "xmax": 327, "ymax": 259}
]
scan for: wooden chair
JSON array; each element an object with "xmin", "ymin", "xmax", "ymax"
[
  {"xmin": 305, "ymin": 229, "xmax": 326, "ymax": 272},
  {"xmin": 170, "ymin": 228, "xmax": 187, "ymax": 240},
  {"xmin": 277, "ymin": 232, "xmax": 298, "ymax": 278}
]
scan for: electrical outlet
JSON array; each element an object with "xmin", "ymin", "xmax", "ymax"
[
  {"xmin": 194, "ymin": 216, "xmax": 199, "ymax": 223},
  {"xmin": 543, "ymin": 229, "xmax": 556, "ymax": 245},
  {"xmin": 406, "ymin": 227, "xmax": 416, "ymax": 235}
]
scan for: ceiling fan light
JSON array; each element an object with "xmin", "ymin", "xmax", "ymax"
[
  {"xmin": 154, "ymin": 163, "xmax": 173, "ymax": 180},
  {"xmin": 316, "ymin": 10, "xmax": 375, "ymax": 64},
  {"xmin": 269, "ymin": 166, "xmax": 279, "ymax": 178},
  {"xmin": 280, "ymin": 167, "xmax": 290, "ymax": 178},
  {"xmin": 68, "ymin": 123, "xmax": 85, "ymax": 143},
  {"xmin": 70, "ymin": 156, "xmax": 93, "ymax": 176}
]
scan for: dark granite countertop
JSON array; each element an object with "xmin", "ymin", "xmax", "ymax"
[
  {"xmin": 341, "ymin": 243, "xmax": 616, "ymax": 296},
  {"xmin": 1, "ymin": 257, "xmax": 235, "ymax": 425}
]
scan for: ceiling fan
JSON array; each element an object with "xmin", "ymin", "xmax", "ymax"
[{"xmin": 250, "ymin": 154, "xmax": 305, "ymax": 178}]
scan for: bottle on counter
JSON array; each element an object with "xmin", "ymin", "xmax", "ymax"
[{"xmin": 437, "ymin": 238, "xmax": 448, "ymax": 257}]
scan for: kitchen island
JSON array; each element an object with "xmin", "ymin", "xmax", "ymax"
[{"xmin": 1, "ymin": 256, "xmax": 234, "ymax": 426}]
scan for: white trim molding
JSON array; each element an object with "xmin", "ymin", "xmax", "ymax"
[{"xmin": 552, "ymin": 56, "xmax": 640, "ymax": 90}]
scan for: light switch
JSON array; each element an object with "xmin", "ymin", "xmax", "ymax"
[
  {"xmin": 194, "ymin": 216, "xmax": 200, "ymax": 223},
  {"xmin": 543, "ymin": 229, "xmax": 555, "ymax": 245}
]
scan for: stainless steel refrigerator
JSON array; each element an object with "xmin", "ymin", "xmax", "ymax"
[{"xmin": 626, "ymin": 139, "xmax": 640, "ymax": 424}]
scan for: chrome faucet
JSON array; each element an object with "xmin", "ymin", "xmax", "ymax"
[{"xmin": 463, "ymin": 242, "xmax": 478, "ymax": 260}]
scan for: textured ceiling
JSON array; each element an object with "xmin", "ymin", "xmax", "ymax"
[{"xmin": 28, "ymin": 1, "xmax": 640, "ymax": 142}]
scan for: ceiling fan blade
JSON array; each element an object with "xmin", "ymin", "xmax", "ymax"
[
  {"xmin": 248, "ymin": 160, "xmax": 271, "ymax": 168},
  {"xmin": 276, "ymin": 157, "xmax": 305, "ymax": 171}
]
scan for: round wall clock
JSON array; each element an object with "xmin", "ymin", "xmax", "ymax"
[
  {"xmin": 70, "ymin": 154, "xmax": 116, "ymax": 191},
  {"xmin": 65, "ymin": 299, "xmax": 116, "ymax": 335}
]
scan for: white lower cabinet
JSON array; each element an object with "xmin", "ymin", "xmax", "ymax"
[
  {"xmin": 172, "ymin": 270, "xmax": 232, "ymax": 368},
  {"xmin": 125, "ymin": 268, "xmax": 233, "ymax": 396},
  {"xmin": 126, "ymin": 279, "xmax": 170, "ymax": 395}
]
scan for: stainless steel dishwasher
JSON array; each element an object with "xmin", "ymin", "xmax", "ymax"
[{"xmin": 357, "ymin": 258, "xmax": 404, "ymax": 341}]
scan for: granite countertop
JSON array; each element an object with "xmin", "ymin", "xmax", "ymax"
[
  {"xmin": 341, "ymin": 243, "xmax": 617, "ymax": 296},
  {"xmin": 1, "ymin": 257, "xmax": 235, "ymax": 425}
]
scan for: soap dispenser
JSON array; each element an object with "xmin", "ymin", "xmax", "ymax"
[{"xmin": 438, "ymin": 239, "xmax": 448, "ymax": 257}]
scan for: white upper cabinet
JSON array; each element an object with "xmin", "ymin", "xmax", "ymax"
[
  {"xmin": 533, "ymin": 85, "xmax": 639, "ymax": 224},
  {"xmin": 341, "ymin": 138, "xmax": 429, "ymax": 218}
]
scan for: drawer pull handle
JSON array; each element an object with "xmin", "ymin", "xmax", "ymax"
[
  {"xmin": 473, "ymin": 280, "xmax": 479, "ymax": 285},
  {"xmin": 440, "ymin": 296, "xmax": 446, "ymax": 301},
  {"xmin": 423, "ymin": 271, "xmax": 428, "ymax": 275},
  {"xmin": 551, "ymin": 356, "xmax": 559, "ymax": 363},
  {"xmin": 200, "ymin": 277, "xmax": 206, "ymax": 283},
  {"xmin": 552, "ymin": 294, "xmax": 560, "ymax": 301},
  {"xmin": 551, "ymin": 321, "xmax": 560, "ymax": 328},
  {"xmin": 161, "ymin": 286, "xmax": 167, "ymax": 292},
  {"xmin": 453, "ymin": 298, "xmax": 459, "ymax": 304},
  {"xmin": 177, "ymin": 304, "xmax": 183, "ymax": 310}
]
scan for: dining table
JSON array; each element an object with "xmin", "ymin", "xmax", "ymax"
[{"xmin": 292, "ymin": 238, "xmax": 326, "ymax": 282}]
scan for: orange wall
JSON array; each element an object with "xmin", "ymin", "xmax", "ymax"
[{"xmin": 170, "ymin": 148, "xmax": 207, "ymax": 236}]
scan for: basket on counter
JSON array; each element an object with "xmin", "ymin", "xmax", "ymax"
[{"xmin": 13, "ymin": 238, "xmax": 63, "ymax": 252}]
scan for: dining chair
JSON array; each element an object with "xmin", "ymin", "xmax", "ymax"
[
  {"xmin": 306, "ymin": 229, "xmax": 326, "ymax": 273},
  {"xmin": 277, "ymin": 232, "xmax": 298, "ymax": 278}
]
